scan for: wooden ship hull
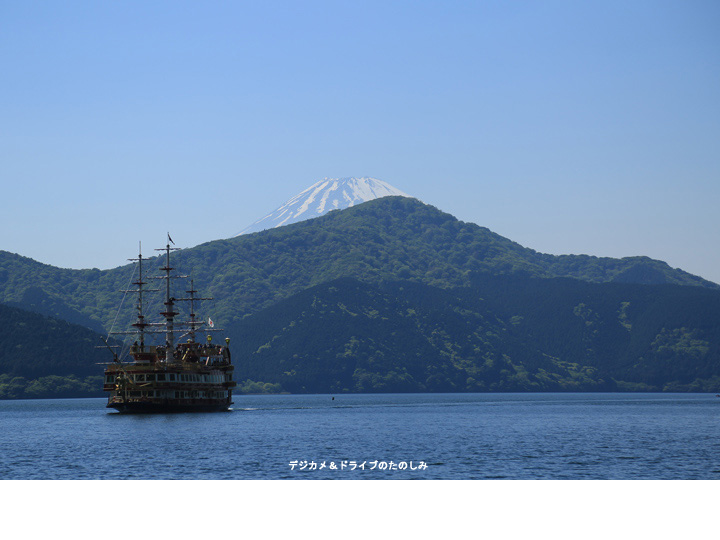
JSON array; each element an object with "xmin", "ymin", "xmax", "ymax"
[
  {"xmin": 104, "ymin": 352, "xmax": 236, "ymax": 413},
  {"xmin": 109, "ymin": 401, "xmax": 231, "ymax": 414}
]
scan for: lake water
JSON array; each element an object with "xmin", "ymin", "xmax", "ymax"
[{"xmin": 1, "ymin": 392, "xmax": 719, "ymax": 480}]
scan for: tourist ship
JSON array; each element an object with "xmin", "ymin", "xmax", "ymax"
[{"xmin": 102, "ymin": 236, "xmax": 236, "ymax": 413}]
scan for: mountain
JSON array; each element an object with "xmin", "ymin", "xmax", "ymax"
[
  {"xmin": 0, "ymin": 197, "xmax": 716, "ymax": 335},
  {"xmin": 235, "ymin": 177, "xmax": 410, "ymax": 235},
  {"xmin": 231, "ymin": 276, "xmax": 720, "ymax": 393},
  {"xmin": 0, "ymin": 302, "xmax": 112, "ymax": 399},
  {"xmin": 1, "ymin": 196, "xmax": 719, "ymax": 397}
]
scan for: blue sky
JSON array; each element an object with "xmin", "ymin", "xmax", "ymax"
[{"xmin": 1, "ymin": 0, "xmax": 719, "ymax": 283}]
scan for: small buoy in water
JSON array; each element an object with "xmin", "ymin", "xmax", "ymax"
[{"xmin": 332, "ymin": 397, "xmax": 335, "ymax": 400}]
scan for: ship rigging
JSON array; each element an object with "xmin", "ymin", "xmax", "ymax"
[{"xmin": 102, "ymin": 236, "xmax": 235, "ymax": 413}]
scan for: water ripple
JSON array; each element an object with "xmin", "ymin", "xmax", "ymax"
[{"xmin": 1, "ymin": 393, "xmax": 719, "ymax": 479}]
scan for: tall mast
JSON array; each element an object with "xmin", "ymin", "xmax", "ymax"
[
  {"xmin": 137, "ymin": 245, "xmax": 145, "ymax": 349},
  {"xmin": 157, "ymin": 235, "xmax": 180, "ymax": 362},
  {"xmin": 187, "ymin": 280, "xmax": 197, "ymax": 342},
  {"xmin": 175, "ymin": 279, "xmax": 214, "ymax": 343},
  {"xmin": 128, "ymin": 243, "xmax": 152, "ymax": 351},
  {"xmin": 113, "ymin": 243, "xmax": 159, "ymax": 354}
]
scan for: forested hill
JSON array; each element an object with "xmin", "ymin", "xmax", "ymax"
[
  {"xmin": 2, "ymin": 196, "xmax": 720, "ymax": 397},
  {"xmin": 0, "ymin": 197, "xmax": 716, "ymax": 335},
  {"xmin": 0, "ymin": 302, "xmax": 111, "ymax": 399},
  {"xmin": 231, "ymin": 275, "xmax": 720, "ymax": 394}
]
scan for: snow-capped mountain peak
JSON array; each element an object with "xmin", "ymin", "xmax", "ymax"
[{"xmin": 235, "ymin": 177, "xmax": 410, "ymax": 236}]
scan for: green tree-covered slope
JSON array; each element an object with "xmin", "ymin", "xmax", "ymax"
[
  {"xmin": 1, "ymin": 197, "xmax": 719, "ymax": 398},
  {"xmin": 1, "ymin": 197, "xmax": 714, "ymax": 336},
  {"xmin": 0, "ymin": 303, "xmax": 112, "ymax": 399},
  {"xmin": 231, "ymin": 275, "xmax": 720, "ymax": 394}
]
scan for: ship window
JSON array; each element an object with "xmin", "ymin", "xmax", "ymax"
[
  {"xmin": 147, "ymin": 374, "xmax": 155, "ymax": 381},
  {"xmin": 157, "ymin": 374, "xmax": 166, "ymax": 381},
  {"xmin": 136, "ymin": 374, "xmax": 145, "ymax": 382}
]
